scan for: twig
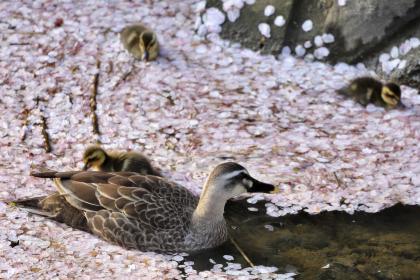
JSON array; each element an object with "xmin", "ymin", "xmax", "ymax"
[
  {"xmin": 40, "ymin": 115, "xmax": 51, "ymax": 153},
  {"xmin": 9, "ymin": 42, "xmax": 30, "ymax": 46},
  {"xmin": 229, "ymin": 235, "xmax": 254, "ymax": 267},
  {"xmin": 91, "ymin": 59, "xmax": 101, "ymax": 137},
  {"xmin": 20, "ymin": 109, "xmax": 30, "ymax": 142},
  {"xmin": 3, "ymin": 31, "xmax": 45, "ymax": 35},
  {"xmin": 113, "ymin": 69, "xmax": 132, "ymax": 89},
  {"xmin": 333, "ymin": 172, "xmax": 341, "ymax": 188}
]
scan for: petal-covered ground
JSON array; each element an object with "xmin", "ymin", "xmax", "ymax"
[{"xmin": 0, "ymin": 0, "xmax": 419, "ymax": 279}]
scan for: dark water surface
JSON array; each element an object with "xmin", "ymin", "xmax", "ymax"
[{"xmin": 188, "ymin": 203, "xmax": 420, "ymax": 279}]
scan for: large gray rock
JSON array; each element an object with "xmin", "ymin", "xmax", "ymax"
[
  {"xmin": 389, "ymin": 48, "xmax": 420, "ymax": 88},
  {"xmin": 205, "ymin": 0, "xmax": 420, "ymax": 88},
  {"xmin": 285, "ymin": 0, "xmax": 420, "ymax": 63}
]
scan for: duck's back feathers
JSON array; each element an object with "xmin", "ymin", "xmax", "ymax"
[{"xmin": 32, "ymin": 171, "xmax": 199, "ymax": 251}]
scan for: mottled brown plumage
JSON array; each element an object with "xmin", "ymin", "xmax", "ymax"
[
  {"xmin": 27, "ymin": 163, "xmax": 275, "ymax": 252},
  {"xmin": 19, "ymin": 146, "xmax": 161, "ymax": 231}
]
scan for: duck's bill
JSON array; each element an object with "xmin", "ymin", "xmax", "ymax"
[
  {"xmin": 82, "ymin": 163, "xmax": 89, "ymax": 171},
  {"xmin": 248, "ymin": 178, "xmax": 275, "ymax": 193},
  {"xmin": 142, "ymin": 51, "xmax": 149, "ymax": 61}
]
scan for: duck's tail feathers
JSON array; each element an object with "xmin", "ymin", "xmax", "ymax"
[
  {"xmin": 30, "ymin": 170, "xmax": 80, "ymax": 179},
  {"xmin": 8, "ymin": 196, "xmax": 57, "ymax": 218}
]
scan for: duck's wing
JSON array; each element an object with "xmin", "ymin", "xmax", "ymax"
[{"xmin": 31, "ymin": 171, "xmax": 198, "ymax": 230}]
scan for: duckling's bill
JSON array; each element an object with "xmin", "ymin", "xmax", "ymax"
[{"xmin": 142, "ymin": 51, "xmax": 149, "ymax": 61}]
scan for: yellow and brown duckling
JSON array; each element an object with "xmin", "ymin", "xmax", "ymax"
[
  {"xmin": 82, "ymin": 145, "xmax": 161, "ymax": 176},
  {"xmin": 337, "ymin": 77, "xmax": 404, "ymax": 109},
  {"xmin": 120, "ymin": 24, "xmax": 159, "ymax": 61}
]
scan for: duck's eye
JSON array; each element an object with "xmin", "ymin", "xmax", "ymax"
[{"xmin": 242, "ymin": 178, "xmax": 253, "ymax": 189}]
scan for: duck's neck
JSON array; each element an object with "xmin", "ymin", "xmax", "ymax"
[
  {"xmin": 187, "ymin": 183, "xmax": 230, "ymax": 250},
  {"xmin": 192, "ymin": 184, "xmax": 227, "ymax": 225}
]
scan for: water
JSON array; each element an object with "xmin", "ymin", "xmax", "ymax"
[{"xmin": 188, "ymin": 202, "xmax": 420, "ymax": 279}]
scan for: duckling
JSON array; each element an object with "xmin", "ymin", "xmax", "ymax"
[
  {"xmin": 83, "ymin": 145, "xmax": 161, "ymax": 176},
  {"xmin": 120, "ymin": 24, "xmax": 159, "ymax": 61},
  {"xmin": 337, "ymin": 77, "xmax": 404, "ymax": 109},
  {"xmin": 29, "ymin": 162, "xmax": 275, "ymax": 252}
]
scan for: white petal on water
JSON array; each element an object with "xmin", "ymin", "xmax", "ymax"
[
  {"xmin": 314, "ymin": 35, "xmax": 323, "ymax": 47},
  {"xmin": 390, "ymin": 46, "xmax": 399, "ymax": 59},
  {"xmin": 258, "ymin": 22, "xmax": 271, "ymax": 38},
  {"xmin": 338, "ymin": 0, "xmax": 346, "ymax": 6},
  {"xmin": 274, "ymin": 15, "xmax": 286, "ymax": 27},
  {"xmin": 302, "ymin": 20, "xmax": 313, "ymax": 32},
  {"xmin": 295, "ymin": 44, "xmax": 306, "ymax": 57},
  {"xmin": 264, "ymin": 5, "xmax": 275, "ymax": 17},
  {"xmin": 223, "ymin": 255, "xmax": 234, "ymax": 261},
  {"xmin": 304, "ymin": 40, "xmax": 312, "ymax": 48},
  {"xmin": 227, "ymin": 9, "xmax": 240, "ymax": 22},
  {"xmin": 322, "ymin": 33, "xmax": 335, "ymax": 44},
  {"xmin": 314, "ymin": 47, "xmax": 330, "ymax": 59}
]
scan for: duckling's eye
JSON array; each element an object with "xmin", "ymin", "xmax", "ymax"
[{"xmin": 142, "ymin": 33, "xmax": 155, "ymax": 48}]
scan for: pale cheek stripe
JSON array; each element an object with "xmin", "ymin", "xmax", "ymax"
[{"xmin": 220, "ymin": 170, "xmax": 249, "ymax": 181}]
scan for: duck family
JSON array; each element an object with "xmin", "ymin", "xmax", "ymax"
[{"xmin": 15, "ymin": 22, "xmax": 408, "ymax": 255}]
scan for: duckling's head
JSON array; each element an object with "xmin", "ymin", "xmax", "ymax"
[
  {"xmin": 82, "ymin": 145, "xmax": 107, "ymax": 171},
  {"xmin": 381, "ymin": 83, "xmax": 402, "ymax": 108},
  {"xmin": 139, "ymin": 31, "xmax": 158, "ymax": 61},
  {"xmin": 203, "ymin": 162, "xmax": 275, "ymax": 200}
]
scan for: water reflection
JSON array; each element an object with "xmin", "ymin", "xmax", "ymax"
[{"xmin": 188, "ymin": 202, "xmax": 420, "ymax": 279}]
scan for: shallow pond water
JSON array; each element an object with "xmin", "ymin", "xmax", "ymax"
[{"xmin": 188, "ymin": 203, "xmax": 420, "ymax": 279}]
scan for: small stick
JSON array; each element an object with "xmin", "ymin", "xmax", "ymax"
[
  {"xmin": 40, "ymin": 115, "xmax": 51, "ymax": 153},
  {"xmin": 91, "ymin": 59, "xmax": 101, "ymax": 137},
  {"xmin": 229, "ymin": 235, "xmax": 255, "ymax": 267},
  {"xmin": 20, "ymin": 109, "xmax": 30, "ymax": 142},
  {"xmin": 9, "ymin": 42, "xmax": 30, "ymax": 46},
  {"xmin": 333, "ymin": 172, "xmax": 341, "ymax": 188},
  {"xmin": 113, "ymin": 69, "xmax": 132, "ymax": 89}
]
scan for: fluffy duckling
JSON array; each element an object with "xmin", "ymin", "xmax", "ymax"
[
  {"xmin": 337, "ymin": 77, "xmax": 404, "ymax": 109},
  {"xmin": 82, "ymin": 145, "xmax": 161, "ymax": 176},
  {"xmin": 120, "ymin": 24, "xmax": 159, "ymax": 61}
]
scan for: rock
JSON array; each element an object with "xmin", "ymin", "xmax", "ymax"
[
  {"xmin": 387, "ymin": 48, "xmax": 420, "ymax": 89},
  {"xmin": 204, "ymin": 0, "xmax": 420, "ymax": 88}
]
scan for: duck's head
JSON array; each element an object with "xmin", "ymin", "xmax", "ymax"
[
  {"xmin": 203, "ymin": 162, "xmax": 275, "ymax": 200},
  {"xmin": 381, "ymin": 83, "xmax": 403, "ymax": 108},
  {"xmin": 82, "ymin": 145, "xmax": 107, "ymax": 170},
  {"xmin": 139, "ymin": 31, "xmax": 158, "ymax": 61}
]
